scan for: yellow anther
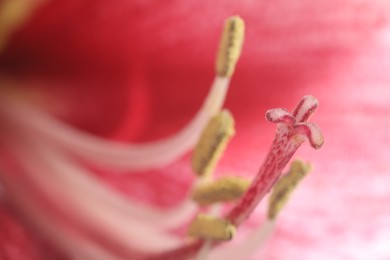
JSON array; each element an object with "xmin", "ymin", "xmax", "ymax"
[
  {"xmin": 192, "ymin": 176, "xmax": 250, "ymax": 205},
  {"xmin": 192, "ymin": 110, "xmax": 235, "ymax": 177},
  {"xmin": 268, "ymin": 160, "xmax": 312, "ymax": 220},
  {"xmin": 216, "ymin": 16, "xmax": 245, "ymax": 77},
  {"xmin": 0, "ymin": 0, "xmax": 46, "ymax": 52},
  {"xmin": 188, "ymin": 214, "xmax": 236, "ymax": 241}
]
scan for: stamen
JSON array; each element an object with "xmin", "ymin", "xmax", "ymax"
[
  {"xmin": 0, "ymin": 15, "xmax": 245, "ymax": 171},
  {"xmin": 0, "ymin": 0, "xmax": 47, "ymax": 52},
  {"xmin": 1, "ymin": 79, "xmax": 232, "ymax": 170},
  {"xmin": 190, "ymin": 109, "xmax": 236, "ymax": 259},
  {"xmin": 192, "ymin": 176, "xmax": 250, "ymax": 205},
  {"xmin": 209, "ymin": 219, "xmax": 277, "ymax": 260},
  {"xmin": 18, "ymin": 125, "xmax": 197, "ymax": 229},
  {"xmin": 192, "ymin": 110, "xmax": 235, "ymax": 177},
  {"xmin": 196, "ymin": 240, "xmax": 213, "ymax": 260},
  {"xmin": 3, "ymin": 136, "xmax": 184, "ymax": 254},
  {"xmin": 267, "ymin": 160, "xmax": 311, "ymax": 220},
  {"xmin": 195, "ymin": 205, "xmax": 223, "ymax": 260},
  {"xmin": 188, "ymin": 214, "xmax": 235, "ymax": 241},
  {"xmin": 1, "ymin": 175, "xmax": 126, "ymax": 260},
  {"xmin": 216, "ymin": 16, "xmax": 245, "ymax": 77}
]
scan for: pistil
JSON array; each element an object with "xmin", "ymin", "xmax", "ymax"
[
  {"xmin": 227, "ymin": 95, "xmax": 323, "ymax": 226},
  {"xmin": 149, "ymin": 95, "xmax": 324, "ymax": 260}
]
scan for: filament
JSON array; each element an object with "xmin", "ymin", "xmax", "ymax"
[
  {"xmin": 4, "ymin": 136, "xmax": 184, "ymax": 253},
  {"xmin": 1, "ymin": 176, "xmax": 125, "ymax": 260},
  {"xmin": 209, "ymin": 219, "xmax": 277, "ymax": 260},
  {"xmin": 1, "ymin": 76, "xmax": 230, "ymax": 171}
]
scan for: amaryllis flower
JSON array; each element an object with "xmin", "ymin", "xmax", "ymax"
[{"xmin": 1, "ymin": 1, "xmax": 390, "ymax": 260}]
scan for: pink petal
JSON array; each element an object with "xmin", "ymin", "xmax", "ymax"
[{"xmin": 0, "ymin": 0, "xmax": 389, "ymax": 259}]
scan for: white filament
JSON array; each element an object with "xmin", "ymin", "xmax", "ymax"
[
  {"xmin": 1, "ymin": 76, "xmax": 230, "ymax": 171},
  {"xmin": 2, "ymin": 178, "xmax": 123, "ymax": 260},
  {"xmin": 209, "ymin": 219, "xmax": 276, "ymax": 260},
  {"xmin": 28, "ymin": 133, "xmax": 197, "ymax": 229},
  {"xmin": 8, "ymin": 138, "xmax": 184, "ymax": 253},
  {"xmin": 197, "ymin": 240, "xmax": 213, "ymax": 260}
]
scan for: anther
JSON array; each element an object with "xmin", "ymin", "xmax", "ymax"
[
  {"xmin": 192, "ymin": 176, "xmax": 250, "ymax": 205},
  {"xmin": 0, "ymin": 0, "xmax": 45, "ymax": 52},
  {"xmin": 267, "ymin": 160, "xmax": 311, "ymax": 220},
  {"xmin": 215, "ymin": 16, "xmax": 245, "ymax": 77},
  {"xmin": 188, "ymin": 214, "xmax": 236, "ymax": 241},
  {"xmin": 192, "ymin": 110, "xmax": 235, "ymax": 177}
]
